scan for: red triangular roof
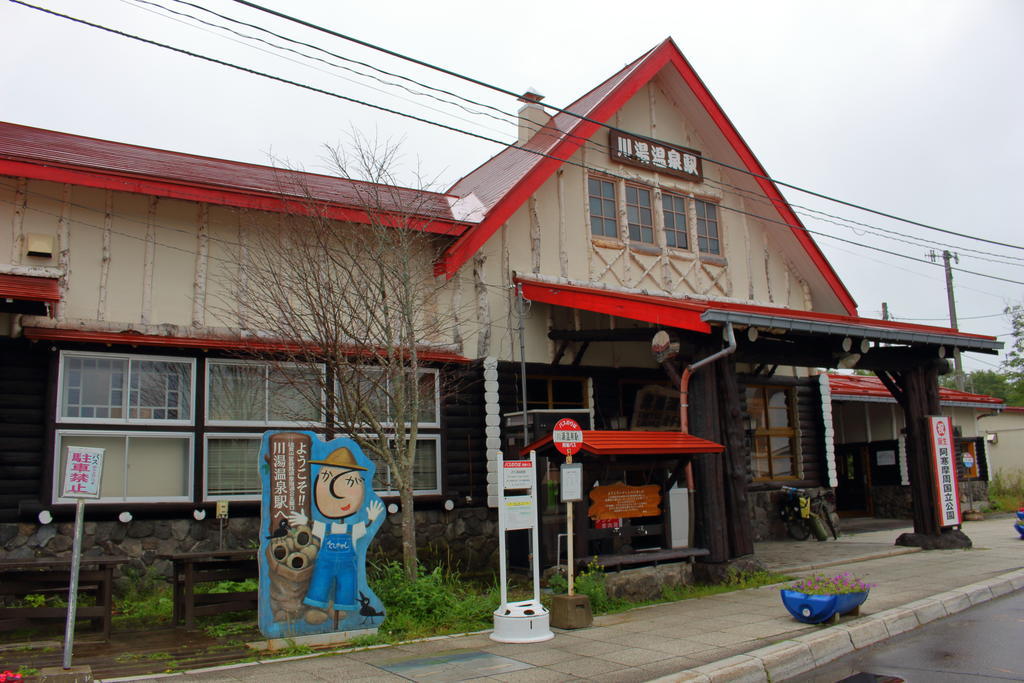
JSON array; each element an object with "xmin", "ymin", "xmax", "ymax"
[
  {"xmin": 436, "ymin": 38, "xmax": 858, "ymax": 315},
  {"xmin": 827, "ymin": 373, "xmax": 1004, "ymax": 407}
]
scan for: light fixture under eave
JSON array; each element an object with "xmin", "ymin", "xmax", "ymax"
[
  {"xmin": 859, "ymin": 339, "xmax": 871, "ymax": 354},
  {"xmin": 747, "ymin": 327, "xmax": 759, "ymax": 343}
]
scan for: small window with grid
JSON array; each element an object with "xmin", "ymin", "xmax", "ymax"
[
  {"xmin": 588, "ymin": 177, "xmax": 618, "ymax": 238},
  {"xmin": 625, "ymin": 185, "xmax": 653, "ymax": 243},
  {"xmin": 662, "ymin": 192, "xmax": 688, "ymax": 249},
  {"xmin": 695, "ymin": 200, "xmax": 720, "ymax": 255}
]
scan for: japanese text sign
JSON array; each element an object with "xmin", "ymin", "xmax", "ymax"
[
  {"xmin": 503, "ymin": 460, "xmax": 534, "ymax": 490},
  {"xmin": 610, "ymin": 131, "xmax": 703, "ymax": 182},
  {"xmin": 927, "ymin": 416, "xmax": 961, "ymax": 527},
  {"xmin": 61, "ymin": 446, "xmax": 104, "ymax": 498},
  {"xmin": 552, "ymin": 417, "xmax": 583, "ymax": 457},
  {"xmin": 588, "ymin": 483, "xmax": 661, "ymax": 520}
]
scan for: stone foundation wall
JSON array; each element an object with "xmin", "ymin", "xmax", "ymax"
[
  {"xmin": 0, "ymin": 506, "xmax": 501, "ymax": 578},
  {"xmin": 603, "ymin": 562, "xmax": 694, "ymax": 602},
  {"xmin": 747, "ymin": 487, "xmax": 837, "ymax": 541},
  {"xmin": 870, "ymin": 485, "xmax": 913, "ymax": 518}
]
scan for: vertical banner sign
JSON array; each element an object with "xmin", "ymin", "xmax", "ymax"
[
  {"xmin": 927, "ymin": 416, "xmax": 961, "ymax": 527},
  {"xmin": 61, "ymin": 446, "xmax": 105, "ymax": 670},
  {"xmin": 258, "ymin": 431, "xmax": 386, "ymax": 639}
]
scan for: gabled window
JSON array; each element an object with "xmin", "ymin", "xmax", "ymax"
[
  {"xmin": 695, "ymin": 199, "xmax": 720, "ymax": 255},
  {"xmin": 625, "ymin": 185, "xmax": 654, "ymax": 244},
  {"xmin": 662, "ymin": 192, "xmax": 688, "ymax": 249},
  {"xmin": 588, "ymin": 177, "xmax": 618, "ymax": 238}
]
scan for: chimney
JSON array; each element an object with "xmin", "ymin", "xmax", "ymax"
[{"xmin": 517, "ymin": 88, "xmax": 550, "ymax": 144}]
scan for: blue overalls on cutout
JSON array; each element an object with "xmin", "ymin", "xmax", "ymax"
[{"xmin": 304, "ymin": 532, "xmax": 357, "ymax": 610}]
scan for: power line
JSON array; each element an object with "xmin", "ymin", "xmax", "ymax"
[
  {"xmin": 9, "ymin": 1, "xmax": 1024, "ymax": 289},
  {"xmin": 227, "ymin": 0, "xmax": 1024, "ymax": 253}
]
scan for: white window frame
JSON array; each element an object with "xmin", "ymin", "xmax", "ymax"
[
  {"xmin": 57, "ymin": 350, "xmax": 196, "ymax": 426},
  {"xmin": 53, "ymin": 430, "xmax": 194, "ymax": 503},
  {"xmin": 343, "ymin": 433, "xmax": 443, "ymax": 497},
  {"xmin": 205, "ymin": 359, "xmax": 325, "ymax": 427},
  {"xmin": 333, "ymin": 367, "xmax": 441, "ymax": 429},
  {"xmin": 203, "ymin": 432, "xmax": 264, "ymax": 502}
]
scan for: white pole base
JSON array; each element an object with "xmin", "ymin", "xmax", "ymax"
[{"xmin": 490, "ymin": 600, "xmax": 554, "ymax": 643}]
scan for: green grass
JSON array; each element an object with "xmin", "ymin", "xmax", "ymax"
[{"xmin": 988, "ymin": 470, "xmax": 1024, "ymax": 512}]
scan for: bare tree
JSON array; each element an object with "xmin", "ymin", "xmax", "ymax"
[{"xmin": 217, "ymin": 133, "xmax": 467, "ymax": 579}]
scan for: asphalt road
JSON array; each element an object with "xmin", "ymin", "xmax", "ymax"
[{"xmin": 791, "ymin": 591, "xmax": 1024, "ymax": 682}]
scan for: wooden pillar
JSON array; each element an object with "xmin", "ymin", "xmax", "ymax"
[
  {"xmin": 716, "ymin": 357, "xmax": 754, "ymax": 558},
  {"xmin": 878, "ymin": 363, "xmax": 943, "ymax": 537},
  {"xmin": 688, "ymin": 363, "xmax": 729, "ymax": 563}
]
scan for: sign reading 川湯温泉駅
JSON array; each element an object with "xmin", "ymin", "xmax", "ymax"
[{"xmin": 258, "ymin": 431, "xmax": 387, "ymax": 639}]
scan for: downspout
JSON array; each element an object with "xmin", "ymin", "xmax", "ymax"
[{"xmin": 680, "ymin": 322, "xmax": 737, "ymax": 490}]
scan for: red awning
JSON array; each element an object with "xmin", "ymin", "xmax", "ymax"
[
  {"xmin": 522, "ymin": 430, "xmax": 723, "ymax": 457},
  {"xmin": 0, "ymin": 273, "xmax": 59, "ymax": 316},
  {"xmin": 517, "ymin": 279, "xmax": 710, "ymax": 333}
]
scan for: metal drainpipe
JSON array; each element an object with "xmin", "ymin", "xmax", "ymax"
[{"xmin": 679, "ymin": 322, "xmax": 737, "ymax": 491}]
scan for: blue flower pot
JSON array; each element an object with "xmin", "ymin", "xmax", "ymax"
[
  {"xmin": 780, "ymin": 589, "xmax": 869, "ymax": 624},
  {"xmin": 1014, "ymin": 521, "xmax": 1024, "ymax": 539}
]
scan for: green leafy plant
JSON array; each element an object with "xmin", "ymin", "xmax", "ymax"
[
  {"xmin": 367, "ymin": 561, "xmax": 495, "ymax": 641},
  {"xmin": 662, "ymin": 570, "xmax": 791, "ymax": 601},
  {"xmin": 789, "ymin": 572, "xmax": 874, "ymax": 595},
  {"xmin": 988, "ymin": 470, "xmax": 1024, "ymax": 512}
]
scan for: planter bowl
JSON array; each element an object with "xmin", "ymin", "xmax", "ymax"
[
  {"xmin": 780, "ymin": 589, "xmax": 869, "ymax": 624},
  {"xmin": 1015, "ymin": 521, "xmax": 1024, "ymax": 539}
]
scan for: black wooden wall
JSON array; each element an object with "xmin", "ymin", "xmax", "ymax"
[{"xmin": 0, "ymin": 338, "xmax": 49, "ymax": 522}]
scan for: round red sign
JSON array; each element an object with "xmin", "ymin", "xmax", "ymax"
[{"xmin": 552, "ymin": 418, "xmax": 583, "ymax": 457}]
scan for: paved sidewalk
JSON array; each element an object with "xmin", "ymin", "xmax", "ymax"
[{"xmin": 111, "ymin": 516, "xmax": 1023, "ymax": 683}]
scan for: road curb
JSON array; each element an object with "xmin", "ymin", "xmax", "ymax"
[{"xmin": 652, "ymin": 567, "xmax": 1024, "ymax": 683}]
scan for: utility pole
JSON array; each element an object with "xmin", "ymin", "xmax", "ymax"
[{"xmin": 928, "ymin": 249, "xmax": 964, "ymax": 390}]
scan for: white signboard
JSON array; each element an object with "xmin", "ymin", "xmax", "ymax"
[
  {"xmin": 503, "ymin": 495, "xmax": 536, "ymax": 530},
  {"xmin": 875, "ymin": 450, "xmax": 896, "ymax": 467},
  {"xmin": 61, "ymin": 447, "xmax": 104, "ymax": 499},
  {"xmin": 561, "ymin": 463, "xmax": 583, "ymax": 502},
  {"xmin": 927, "ymin": 416, "xmax": 961, "ymax": 527},
  {"xmin": 503, "ymin": 460, "xmax": 534, "ymax": 490}
]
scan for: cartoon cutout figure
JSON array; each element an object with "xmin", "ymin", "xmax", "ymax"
[{"xmin": 286, "ymin": 446, "xmax": 384, "ymax": 624}]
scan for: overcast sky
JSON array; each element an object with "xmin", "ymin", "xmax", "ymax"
[{"xmin": 3, "ymin": 0, "xmax": 1022, "ymax": 376}]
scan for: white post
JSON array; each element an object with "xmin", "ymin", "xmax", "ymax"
[
  {"xmin": 566, "ymin": 453, "xmax": 574, "ymax": 597},
  {"xmin": 529, "ymin": 449, "xmax": 541, "ymax": 605},
  {"xmin": 62, "ymin": 498, "xmax": 85, "ymax": 669},
  {"xmin": 496, "ymin": 450, "xmax": 508, "ymax": 607}
]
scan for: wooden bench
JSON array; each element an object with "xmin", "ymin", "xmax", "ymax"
[
  {"xmin": 0, "ymin": 556, "xmax": 129, "ymax": 640},
  {"xmin": 577, "ymin": 547, "xmax": 709, "ymax": 572},
  {"xmin": 160, "ymin": 549, "xmax": 258, "ymax": 628}
]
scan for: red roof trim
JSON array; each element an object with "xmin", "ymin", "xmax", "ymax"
[
  {"xmin": 515, "ymin": 276, "xmax": 998, "ymax": 345},
  {"xmin": 516, "ymin": 278, "xmax": 710, "ymax": 333},
  {"xmin": 21, "ymin": 327, "xmax": 470, "ymax": 363},
  {"xmin": 436, "ymin": 39, "xmax": 859, "ymax": 315},
  {"xmin": 0, "ymin": 159, "xmax": 468, "ymax": 237},
  {"xmin": 0, "ymin": 273, "xmax": 59, "ymax": 304},
  {"xmin": 522, "ymin": 430, "xmax": 724, "ymax": 456},
  {"xmin": 827, "ymin": 373, "xmax": 1004, "ymax": 406}
]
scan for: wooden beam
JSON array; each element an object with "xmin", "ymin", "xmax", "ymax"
[
  {"xmin": 716, "ymin": 356, "xmax": 754, "ymax": 558},
  {"xmin": 688, "ymin": 360, "xmax": 729, "ymax": 564},
  {"xmin": 571, "ymin": 341, "xmax": 590, "ymax": 366},
  {"xmin": 551, "ymin": 339, "xmax": 569, "ymax": 366}
]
